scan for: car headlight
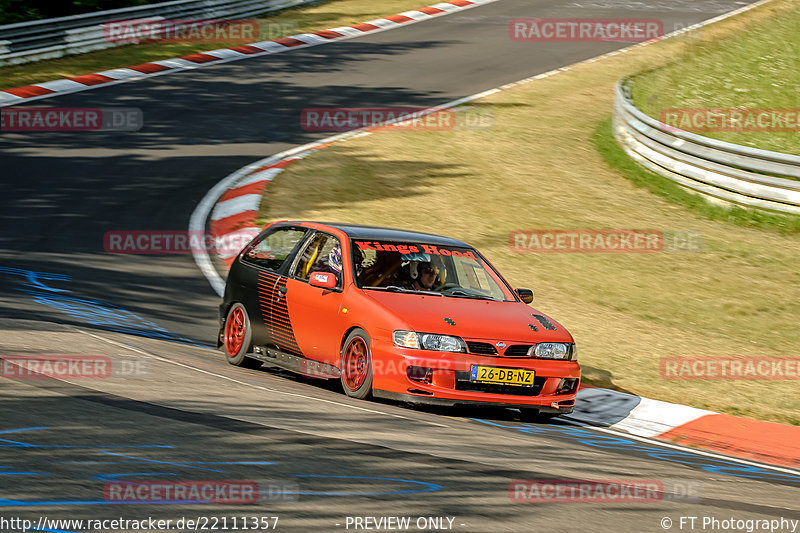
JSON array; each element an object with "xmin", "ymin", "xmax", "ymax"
[
  {"xmin": 393, "ymin": 330, "xmax": 420, "ymax": 349},
  {"xmin": 420, "ymin": 334, "xmax": 466, "ymax": 352},
  {"xmin": 393, "ymin": 331, "xmax": 466, "ymax": 353},
  {"xmin": 532, "ymin": 342, "xmax": 572, "ymax": 360}
]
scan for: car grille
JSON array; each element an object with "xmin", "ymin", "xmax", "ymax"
[
  {"xmin": 454, "ymin": 371, "xmax": 546, "ymax": 396},
  {"xmin": 467, "ymin": 342, "xmax": 535, "ymax": 357},
  {"xmin": 503, "ymin": 345, "xmax": 533, "ymax": 357},
  {"xmin": 466, "ymin": 341, "xmax": 497, "ymax": 355}
]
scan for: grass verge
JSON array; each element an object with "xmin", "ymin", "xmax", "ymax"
[
  {"xmin": 628, "ymin": 1, "xmax": 800, "ymax": 155},
  {"xmin": 257, "ymin": 0, "xmax": 800, "ymax": 424},
  {"xmin": 0, "ymin": 0, "xmax": 432, "ymax": 91}
]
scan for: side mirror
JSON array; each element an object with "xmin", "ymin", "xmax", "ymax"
[
  {"xmin": 515, "ymin": 288, "xmax": 534, "ymax": 304},
  {"xmin": 309, "ymin": 271, "xmax": 338, "ymax": 289}
]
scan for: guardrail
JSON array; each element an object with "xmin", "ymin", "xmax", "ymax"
[
  {"xmin": 0, "ymin": 0, "xmax": 316, "ymax": 66},
  {"xmin": 613, "ymin": 80, "xmax": 800, "ymax": 216}
]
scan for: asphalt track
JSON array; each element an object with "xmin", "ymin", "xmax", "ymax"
[{"xmin": 1, "ymin": 0, "xmax": 798, "ymax": 531}]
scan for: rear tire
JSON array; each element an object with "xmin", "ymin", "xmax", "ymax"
[
  {"xmin": 340, "ymin": 328, "xmax": 373, "ymax": 399},
  {"xmin": 223, "ymin": 303, "xmax": 262, "ymax": 369}
]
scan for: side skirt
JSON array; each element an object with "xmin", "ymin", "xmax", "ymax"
[{"xmin": 250, "ymin": 345, "xmax": 341, "ymax": 379}]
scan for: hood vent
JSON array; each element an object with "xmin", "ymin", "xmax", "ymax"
[
  {"xmin": 531, "ymin": 314, "xmax": 556, "ymax": 330},
  {"xmin": 443, "ymin": 317, "xmax": 456, "ymax": 326},
  {"xmin": 528, "ymin": 323, "xmax": 538, "ymax": 332}
]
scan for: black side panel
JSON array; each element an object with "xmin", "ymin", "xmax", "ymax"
[{"xmin": 257, "ymin": 271, "xmax": 302, "ymax": 356}]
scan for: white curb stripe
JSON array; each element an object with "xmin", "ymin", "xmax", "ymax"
[
  {"xmin": 431, "ymin": 3, "xmax": 463, "ymax": 12},
  {"xmin": 94, "ymin": 68, "xmax": 144, "ymax": 80},
  {"xmin": 327, "ymin": 26, "xmax": 366, "ymax": 37},
  {"xmin": 290, "ymin": 33, "xmax": 328, "ymax": 45},
  {"xmin": 250, "ymin": 40, "xmax": 292, "ymax": 52},
  {"xmin": 0, "ymin": 92, "xmax": 25, "ymax": 104},
  {"xmin": 152, "ymin": 59, "xmax": 197, "ymax": 68},
  {"xmin": 34, "ymin": 79, "xmax": 87, "ymax": 92},
  {"xmin": 398, "ymin": 11, "xmax": 437, "ymax": 21},
  {"xmin": 203, "ymin": 49, "xmax": 247, "ymax": 60},
  {"xmin": 242, "ymin": 167, "xmax": 283, "ymax": 183},
  {"xmin": 610, "ymin": 397, "xmax": 714, "ymax": 438},
  {"xmin": 364, "ymin": 18, "xmax": 404, "ymax": 29},
  {"xmin": 211, "ymin": 194, "xmax": 263, "ymax": 221}
]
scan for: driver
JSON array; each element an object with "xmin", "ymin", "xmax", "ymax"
[{"xmin": 409, "ymin": 260, "xmax": 439, "ymax": 291}]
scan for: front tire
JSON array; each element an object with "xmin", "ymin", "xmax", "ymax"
[
  {"xmin": 223, "ymin": 303, "xmax": 262, "ymax": 369},
  {"xmin": 340, "ymin": 328, "xmax": 373, "ymax": 399}
]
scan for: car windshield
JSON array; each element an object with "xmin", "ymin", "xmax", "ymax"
[{"xmin": 352, "ymin": 240, "xmax": 515, "ymax": 301}]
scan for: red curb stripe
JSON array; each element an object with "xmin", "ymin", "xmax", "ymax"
[
  {"xmin": 128, "ymin": 63, "xmax": 172, "ymax": 74},
  {"xmin": 314, "ymin": 30, "xmax": 344, "ymax": 39},
  {"xmin": 210, "ymin": 211, "xmax": 260, "ymax": 238},
  {"xmin": 248, "ymin": 164, "xmax": 281, "ymax": 175},
  {"xmin": 273, "ymin": 37, "xmax": 308, "ymax": 47},
  {"xmin": 448, "ymin": 0, "xmax": 474, "ymax": 6},
  {"xmin": 68, "ymin": 73, "xmax": 116, "ymax": 86},
  {"xmin": 219, "ymin": 181, "xmax": 269, "ymax": 202},
  {"xmin": 229, "ymin": 45, "xmax": 265, "ymax": 54},
  {"xmin": 385, "ymin": 14, "xmax": 415, "ymax": 24},
  {"xmin": 418, "ymin": 6, "xmax": 445, "ymax": 15},
  {"xmin": 351, "ymin": 22, "xmax": 380, "ymax": 32},
  {"xmin": 270, "ymin": 159, "xmax": 300, "ymax": 170},
  {"xmin": 3, "ymin": 85, "xmax": 55, "ymax": 98},
  {"xmin": 180, "ymin": 53, "xmax": 220, "ymax": 64},
  {"xmin": 659, "ymin": 414, "xmax": 800, "ymax": 467}
]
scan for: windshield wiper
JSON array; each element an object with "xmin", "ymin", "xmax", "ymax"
[
  {"xmin": 365, "ymin": 285, "xmax": 443, "ymax": 296},
  {"xmin": 444, "ymin": 292, "xmax": 501, "ymax": 301}
]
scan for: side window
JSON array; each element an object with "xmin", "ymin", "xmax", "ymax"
[
  {"xmin": 243, "ymin": 227, "xmax": 306, "ymax": 271},
  {"xmin": 292, "ymin": 232, "xmax": 342, "ymax": 283}
]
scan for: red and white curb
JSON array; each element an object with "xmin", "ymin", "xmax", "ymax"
[
  {"xmin": 0, "ymin": 0, "xmax": 499, "ymax": 108},
  {"xmin": 189, "ymin": 0, "xmax": 799, "ymax": 469},
  {"xmin": 566, "ymin": 387, "xmax": 800, "ymax": 467}
]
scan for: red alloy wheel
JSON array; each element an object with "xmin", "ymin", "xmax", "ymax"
[
  {"xmin": 225, "ymin": 306, "xmax": 246, "ymax": 357},
  {"xmin": 343, "ymin": 336, "xmax": 369, "ymax": 391}
]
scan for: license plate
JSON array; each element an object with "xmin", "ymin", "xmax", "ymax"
[{"xmin": 470, "ymin": 365, "xmax": 535, "ymax": 386}]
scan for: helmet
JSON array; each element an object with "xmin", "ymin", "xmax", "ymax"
[
  {"xmin": 328, "ymin": 245, "xmax": 342, "ymax": 273},
  {"xmin": 410, "ymin": 260, "xmax": 438, "ymax": 280}
]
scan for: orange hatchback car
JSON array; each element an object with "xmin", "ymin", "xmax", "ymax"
[{"xmin": 219, "ymin": 221, "xmax": 580, "ymax": 419}]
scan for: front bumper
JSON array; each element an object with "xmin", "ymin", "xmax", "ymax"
[{"xmin": 370, "ymin": 339, "xmax": 580, "ymax": 408}]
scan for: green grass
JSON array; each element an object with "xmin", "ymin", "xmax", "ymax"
[
  {"xmin": 255, "ymin": 0, "xmax": 800, "ymax": 425},
  {"xmin": 0, "ymin": 0, "xmax": 433, "ymax": 90},
  {"xmin": 629, "ymin": 1, "xmax": 800, "ymax": 155},
  {"xmin": 593, "ymin": 117, "xmax": 800, "ymax": 234}
]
